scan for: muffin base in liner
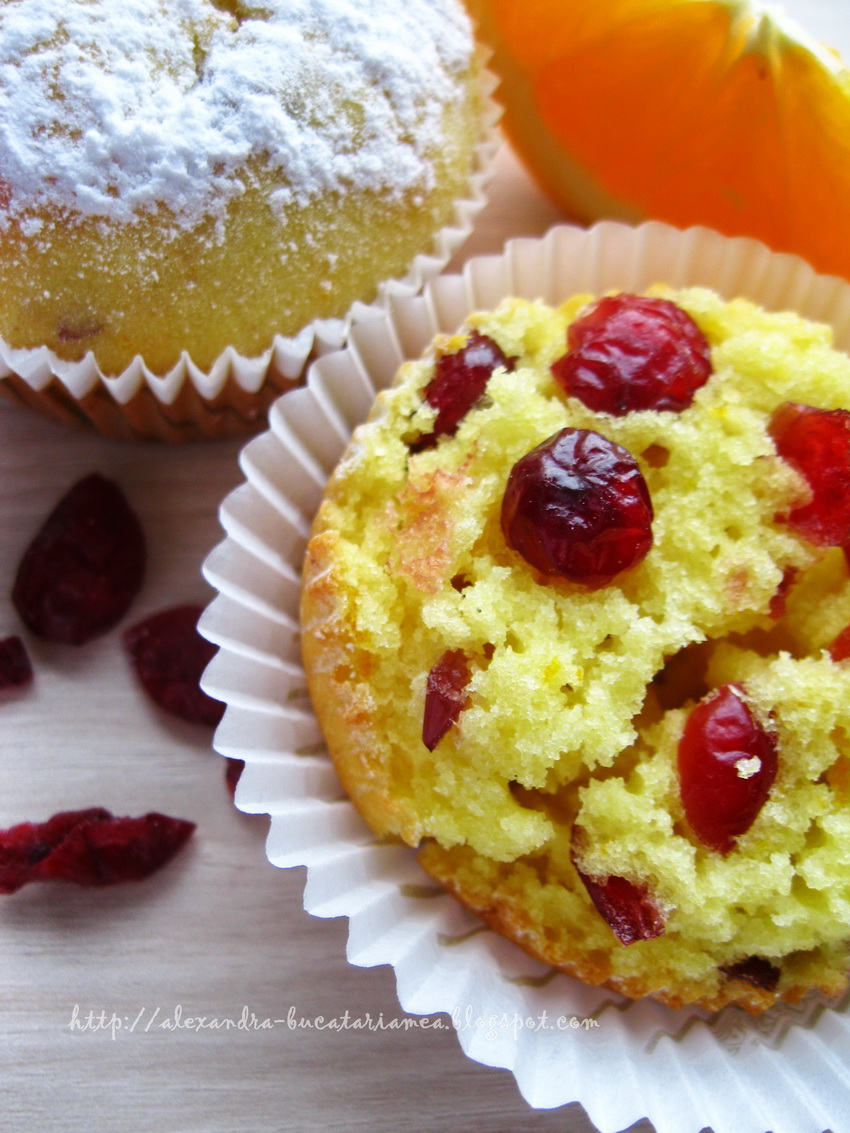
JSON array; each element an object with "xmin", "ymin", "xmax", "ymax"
[
  {"xmin": 0, "ymin": 64, "xmax": 501, "ymax": 444},
  {"xmin": 199, "ymin": 220, "xmax": 850, "ymax": 1132}
]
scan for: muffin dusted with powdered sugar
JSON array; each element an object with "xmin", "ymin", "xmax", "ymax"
[
  {"xmin": 301, "ymin": 286, "xmax": 850, "ymax": 1014},
  {"xmin": 0, "ymin": 0, "xmax": 488, "ymax": 438}
]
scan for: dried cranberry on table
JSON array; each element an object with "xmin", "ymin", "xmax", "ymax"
[
  {"xmin": 12, "ymin": 473, "xmax": 146, "ymax": 645},
  {"xmin": 678, "ymin": 683, "xmax": 778, "ymax": 854},
  {"xmin": 0, "ymin": 808, "xmax": 195, "ymax": 894},
  {"xmin": 422, "ymin": 649, "xmax": 471, "ymax": 751},
  {"xmin": 769, "ymin": 402, "xmax": 850, "ymax": 546},
  {"xmin": 412, "ymin": 332, "xmax": 515, "ymax": 449},
  {"xmin": 501, "ymin": 427, "xmax": 653, "ymax": 588},
  {"xmin": 551, "ymin": 294, "xmax": 713, "ymax": 416},
  {"xmin": 225, "ymin": 758, "xmax": 244, "ymax": 795},
  {"xmin": 0, "ymin": 808, "xmax": 110, "ymax": 894},
  {"xmin": 123, "ymin": 605, "xmax": 224, "ymax": 727},
  {"xmin": 0, "ymin": 635, "xmax": 33, "ymax": 690}
]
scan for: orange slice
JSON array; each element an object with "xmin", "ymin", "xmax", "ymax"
[{"xmin": 468, "ymin": 0, "xmax": 850, "ymax": 280}]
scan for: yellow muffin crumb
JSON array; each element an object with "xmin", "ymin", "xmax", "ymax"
[{"xmin": 301, "ymin": 287, "xmax": 850, "ymax": 1012}]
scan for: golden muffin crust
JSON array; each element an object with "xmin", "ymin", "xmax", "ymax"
[
  {"xmin": 301, "ymin": 287, "xmax": 850, "ymax": 1012},
  {"xmin": 0, "ymin": 0, "xmax": 482, "ymax": 375}
]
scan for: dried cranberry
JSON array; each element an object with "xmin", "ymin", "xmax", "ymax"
[
  {"xmin": 40, "ymin": 813, "xmax": 195, "ymax": 886},
  {"xmin": 830, "ymin": 624, "xmax": 850, "ymax": 662},
  {"xmin": 678, "ymin": 683, "xmax": 778, "ymax": 854},
  {"xmin": 413, "ymin": 332, "xmax": 514, "ymax": 449},
  {"xmin": 720, "ymin": 956, "xmax": 781, "ymax": 992},
  {"xmin": 57, "ymin": 315, "xmax": 103, "ymax": 344},
  {"xmin": 12, "ymin": 474, "xmax": 146, "ymax": 645},
  {"xmin": 225, "ymin": 758, "xmax": 244, "ymax": 795},
  {"xmin": 123, "ymin": 605, "xmax": 224, "ymax": 727},
  {"xmin": 0, "ymin": 635, "xmax": 33, "ymax": 690},
  {"xmin": 769, "ymin": 402, "xmax": 850, "ymax": 546},
  {"xmin": 572, "ymin": 847, "xmax": 666, "ymax": 944},
  {"xmin": 501, "ymin": 428, "xmax": 653, "ymax": 588},
  {"xmin": 768, "ymin": 567, "xmax": 798, "ymax": 620},
  {"xmin": 551, "ymin": 294, "xmax": 712, "ymax": 416},
  {"xmin": 0, "ymin": 808, "xmax": 194, "ymax": 893},
  {"xmin": 0, "ymin": 808, "xmax": 110, "ymax": 894},
  {"xmin": 423, "ymin": 649, "xmax": 471, "ymax": 751}
]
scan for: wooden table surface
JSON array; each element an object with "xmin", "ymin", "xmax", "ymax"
[{"xmin": 0, "ymin": 143, "xmax": 658, "ymax": 1133}]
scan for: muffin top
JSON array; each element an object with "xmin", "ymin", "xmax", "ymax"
[
  {"xmin": 301, "ymin": 287, "xmax": 850, "ymax": 862},
  {"xmin": 0, "ymin": 0, "xmax": 475, "ymax": 232},
  {"xmin": 300, "ymin": 286, "xmax": 850, "ymax": 1011},
  {"xmin": 0, "ymin": 0, "xmax": 482, "ymax": 378}
]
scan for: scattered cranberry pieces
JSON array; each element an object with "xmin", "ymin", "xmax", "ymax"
[
  {"xmin": 572, "ymin": 851, "xmax": 666, "ymax": 944},
  {"xmin": 551, "ymin": 294, "xmax": 713, "ymax": 416},
  {"xmin": 678, "ymin": 683, "xmax": 778, "ymax": 854},
  {"xmin": 769, "ymin": 402, "xmax": 850, "ymax": 546},
  {"xmin": 413, "ymin": 332, "xmax": 514, "ymax": 449},
  {"xmin": 0, "ymin": 808, "xmax": 195, "ymax": 894},
  {"xmin": 422, "ymin": 649, "xmax": 471, "ymax": 751},
  {"xmin": 12, "ymin": 473, "xmax": 146, "ymax": 645},
  {"xmin": 123, "ymin": 605, "xmax": 224, "ymax": 727},
  {"xmin": 720, "ymin": 955, "xmax": 781, "ymax": 992},
  {"xmin": 0, "ymin": 635, "xmax": 33, "ymax": 690},
  {"xmin": 501, "ymin": 427, "xmax": 653, "ymax": 588}
]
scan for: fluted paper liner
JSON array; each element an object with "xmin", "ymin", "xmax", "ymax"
[
  {"xmin": 0, "ymin": 62, "xmax": 500, "ymax": 443},
  {"xmin": 200, "ymin": 221, "xmax": 850, "ymax": 1132}
]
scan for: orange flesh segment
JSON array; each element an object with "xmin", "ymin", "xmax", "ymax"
[{"xmin": 474, "ymin": 0, "xmax": 850, "ymax": 280}]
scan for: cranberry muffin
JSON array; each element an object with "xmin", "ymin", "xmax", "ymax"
[{"xmin": 301, "ymin": 287, "xmax": 850, "ymax": 1013}]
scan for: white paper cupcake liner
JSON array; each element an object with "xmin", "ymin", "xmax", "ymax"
[
  {"xmin": 199, "ymin": 220, "xmax": 850, "ymax": 1133},
  {"xmin": 0, "ymin": 59, "xmax": 501, "ymax": 443}
]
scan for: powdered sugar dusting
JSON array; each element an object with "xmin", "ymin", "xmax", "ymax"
[{"xmin": 0, "ymin": 0, "xmax": 475, "ymax": 231}]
